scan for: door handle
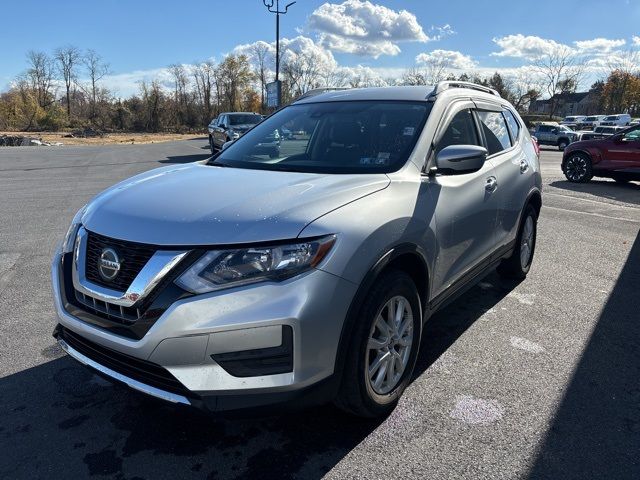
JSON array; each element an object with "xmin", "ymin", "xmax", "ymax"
[
  {"xmin": 485, "ymin": 176, "xmax": 498, "ymax": 193},
  {"xmin": 520, "ymin": 159, "xmax": 529, "ymax": 173}
]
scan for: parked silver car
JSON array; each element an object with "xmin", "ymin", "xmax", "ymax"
[{"xmin": 52, "ymin": 82, "xmax": 542, "ymax": 417}]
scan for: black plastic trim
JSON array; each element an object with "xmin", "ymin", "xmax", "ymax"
[{"xmin": 211, "ymin": 326, "xmax": 293, "ymax": 377}]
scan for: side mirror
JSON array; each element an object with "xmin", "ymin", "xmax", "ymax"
[
  {"xmin": 435, "ymin": 145, "xmax": 488, "ymax": 175},
  {"xmin": 222, "ymin": 140, "xmax": 234, "ymax": 150}
]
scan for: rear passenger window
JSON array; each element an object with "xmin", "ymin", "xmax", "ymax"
[
  {"xmin": 477, "ymin": 111, "xmax": 511, "ymax": 155},
  {"xmin": 436, "ymin": 109, "xmax": 480, "ymax": 153},
  {"xmin": 503, "ymin": 110, "xmax": 521, "ymax": 144}
]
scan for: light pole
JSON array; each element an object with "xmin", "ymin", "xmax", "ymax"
[{"xmin": 262, "ymin": 0, "xmax": 296, "ymax": 83}]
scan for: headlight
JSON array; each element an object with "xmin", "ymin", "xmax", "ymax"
[
  {"xmin": 175, "ymin": 235, "xmax": 336, "ymax": 294},
  {"xmin": 231, "ymin": 131, "xmax": 240, "ymax": 139},
  {"xmin": 62, "ymin": 205, "xmax": 87, "ymax": 253}
]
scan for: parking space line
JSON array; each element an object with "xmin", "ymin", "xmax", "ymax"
[
  {"xmin": 545, "ymin": 191, "xmax": 639, "ymax": 210},
  {"xmin": 542, "ymin": 205, "xmax": 640, "ymax": 224}
]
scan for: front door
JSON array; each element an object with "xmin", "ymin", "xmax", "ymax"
[
  {"xmin": 602, "ymin": 125, "xmax": 640, "ymax": 173},
  {"xmin": 428, "ymin": 105, "xmax": 499, "ymax": 299}
]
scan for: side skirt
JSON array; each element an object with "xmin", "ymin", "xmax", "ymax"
[{"xmin": 426, "ymin": 240, "xmax": 516, "ymax": 319}]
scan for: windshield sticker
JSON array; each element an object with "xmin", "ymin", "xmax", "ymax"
[
  {"xmin": 376, "ymin": 152, "xmax": 390, "ymax": 165},
  {"xmin": 403, "ymin": 127, "xmax": 415, "ymax": 136}
]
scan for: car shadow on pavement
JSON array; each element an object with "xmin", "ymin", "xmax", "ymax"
[
  {"xmin": 413, "ymin": 271, "xmax": 521, "ymax": 378},
  {"xmin": 0, "ymin": 347, "xmax": 383, "ymax": 479},
  {"xmin": 528, "ymin": 230, "xmax": 640, "ymax": 479},
  {"xmin": 549, "ymin": 179, "xmax": 640, "ymax": 206},
  {"xmin": 159, "ymin": 152, "xmax": 212, "ymax": 164}
]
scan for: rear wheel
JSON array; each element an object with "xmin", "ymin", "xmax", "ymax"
[
  {"xmin": 563, "ymin": 153, "xmax": 593, "ymax": 183},
  {"xmin": 497, "ymin": 204, "xmax": 538, "ymax": 280},
  {"xmin": 335, "ymin": 270, "xmax": 421, "ymax": 418}
]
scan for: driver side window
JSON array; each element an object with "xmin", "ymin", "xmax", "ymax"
[{"xmin": 436, "ymin": 109, "xmax": 480, "ymax": 153}]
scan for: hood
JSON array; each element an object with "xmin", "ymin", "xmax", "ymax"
[
  {"xmin": 81, "ymin": 163, "xmax": 389, "ymax": 246},
  {"xmin": 229, "ymin": 124, "xmax": 255, "ymax": 132}
]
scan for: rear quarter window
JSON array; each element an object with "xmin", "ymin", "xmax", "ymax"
[{"xmin": 503, "ymin": 110, "xmax": 521, "ymax": 144}]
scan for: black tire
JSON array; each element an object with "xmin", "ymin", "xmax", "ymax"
[
  {"xmin": 497, "ymin": 204, "xmax": 538, "ymax": 280},
  {"xmin": 335, "ymin": 270, "xmax": 422, "ymax": 418},
  {"xmin": 209, "ymin": 136, "xmax": 216, "ymax": 154},
  {"xmin": 558, "ymin": 139, "xmax": 569, "ymax": 151},
  {"xmin": 563, "ymin": 152, "xmax": 593, "ymax": 183}
]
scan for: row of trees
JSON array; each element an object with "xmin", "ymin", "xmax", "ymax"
[{"xmin": 1, "ymin": 44, "xmax": 638, "ymax": 132}]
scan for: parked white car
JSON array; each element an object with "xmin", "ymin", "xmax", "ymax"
[
  {"xmin": 560, "ymin": 115, "xmax": 586, "ymax": 126},
  {"xmin": 600, "ymin": 114, "xmax": 631, "ymax": 127},
  {"xmin": 581, "ymin": 115, "xmax": 606, "ymax": 129},
  {"xmin": 630, "ymin": 118, "xmax": 640, "ymax": 126}
]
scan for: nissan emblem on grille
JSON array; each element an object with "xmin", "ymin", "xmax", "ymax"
[{"xmin": 98, "ymin": 248, "xmax": 121, "ymax": 281}]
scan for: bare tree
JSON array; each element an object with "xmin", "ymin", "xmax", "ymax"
[
  {"xmin": 193, "ymin": 60, "xmax": 216, "ymax": 122},
  {"xmin": 54, "ymin": 46, "xmax": 82, "ymax": 120},
  {"xmin": 216, "ymin": 55, "xmax": 254, "ymax": 111},
  {"xmin": 83, "ymin": 50, "xmax": 110, "ymax": 122},
  {"xmin": 533, "ymin": 45, "xmax": 584, "ymax": 118},
  {"xmin": 400, "ymin": 67, "xmax": 427, "ymax": 86},
  {"xmin": 281, "ymin": 51, "xmax": 322, "ymax": 97},
  {"xmin": 250, "ymin": 42, "xmax": 271, "ymax": 111},
  {"xmin": 26, "ymin": 50, "xmax": 55, "ymax": 108}
]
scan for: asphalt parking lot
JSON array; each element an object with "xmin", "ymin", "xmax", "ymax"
[{"xmin": 0, "ymin": 140, "xmax": 638, "ymax": 479}]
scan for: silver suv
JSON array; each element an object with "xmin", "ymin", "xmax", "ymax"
[{"xmin": 52, "ymin": 82, "xmax": 542, "ymax": 417}]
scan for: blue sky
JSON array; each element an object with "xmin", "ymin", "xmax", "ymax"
[{"xmin": 1, "ymin": 0, "xmax": 639, "ymax": 95}]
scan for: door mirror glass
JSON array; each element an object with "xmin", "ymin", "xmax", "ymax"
[{"xmin": 435, "ymin": 145, "xmax": 487, "ymax": 174}]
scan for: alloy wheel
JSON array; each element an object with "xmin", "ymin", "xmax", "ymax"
[
  {"xmin": 565, "ymin": 155, "xmax": 588, "ymax": 181},
  {"xmin": 520, "ymin": 215, "xmax": 535, "ymax": 269},
  {"xmin": 365, "ymin": 296, "xmax": 414, "ymax": 395}
]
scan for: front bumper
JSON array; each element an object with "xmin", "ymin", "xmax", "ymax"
[{"xmin": 51, "ymin": 248, "xmax": 358, "ymax": 410}]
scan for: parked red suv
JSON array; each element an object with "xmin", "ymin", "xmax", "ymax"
[{"xmin": 562, "ymin": 124, "xmax": 640, "ymax": 183}]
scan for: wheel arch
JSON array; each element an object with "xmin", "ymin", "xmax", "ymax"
[{"xmin": 331, "ymin": 243, "xmax": 430, "ymax": 387}]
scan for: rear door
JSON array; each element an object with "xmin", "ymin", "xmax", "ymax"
[{"xmin": 474, "ymin": 102, "xmax": 530, "ymax": 249}]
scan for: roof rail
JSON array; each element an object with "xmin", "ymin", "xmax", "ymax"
[
  {"xmin": 431, "ymin": 81, "xmax": 500, "ymax": 98},
  {"xmin": 296, "ymin": 87, "xmax": 350, "ymax": 101}
]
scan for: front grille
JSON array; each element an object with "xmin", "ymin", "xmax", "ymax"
[
  {"xmin": 74, "ymin": 290, "xmax": 141, "ymax": 324},
  {"xmin": 58, "ymin": 326, "xmax": 191, "ymax": 396},
  {"xmin": 85, "ymin": 231, "xmax": 156, "ymax": 291}
]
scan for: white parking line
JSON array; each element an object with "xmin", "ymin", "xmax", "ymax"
[
  {"xmin": 542, "ymin": 205, "xmax": 640, "ymax": 224},
  {"xmin": 545, "ymin": 191, "xmax": 639, "ymax": 210}
]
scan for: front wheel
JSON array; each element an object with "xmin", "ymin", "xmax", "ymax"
[
  {"xmin": 563, "ymin": 153, "xmax": 593, "ymax": 183},
  {"xmin": 497, "ymin": 204, "xmax": 538, "ymax": 280},
  {"xmin": 335, "ymin": 270, "xmax": 422, "ymax": 418},
  {"xmin": 558, "ymin": 139, "xmax": 569, "ymax": 151},
  {"xmin": 209, "ymin": 136, "xmax": 216, "ymax": 154}
]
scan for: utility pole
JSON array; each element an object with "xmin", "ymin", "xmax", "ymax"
[{"xmin": 263, "ymin": 0, "xmax": 296, "ymax": 108}]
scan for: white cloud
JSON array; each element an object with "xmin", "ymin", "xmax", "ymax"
[
  {"xmin": 574, "ymin": 38, "xmax": 626, "ymax": 53},
  {"xmin": 492, "ymin": 34, "xmax": 569, "ymax": 60},
  {"xmin": 431, "ymin": 24, "xmax": 455, "ymax": 41},
  {"xmin": 416, "ymin": 49, "xmax": 477, "ymax": 70},
  {"xmin": 308, "ymin": 0, "xmax": 429, "ymax": 58},
  {"xmin": 100, "ymin": 67, "xmax": 174, "ymax": 97},
  {"xmin": 633, "ymin": 35, "xmax": 640, "ymax": 47}
]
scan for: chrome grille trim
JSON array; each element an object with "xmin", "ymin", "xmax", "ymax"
[{"xmin": 72, "ymin": 227, "xmax": 188, "ymax": 308}]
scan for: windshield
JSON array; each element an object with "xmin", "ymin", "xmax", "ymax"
[
  {"xmin": 585, "ymin": 116, "xmax": 598, "ymax": 121},
  {"xmin": 603, "ymin": 116, "xmax": 618, "ymax": 121},
  {"xmin": 229, "ymin": 114, "xmax": 262, "ymax": 125},
  {"xmin": 210, "ymin": 101, "xmax": 431, "ymax": 174}
]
